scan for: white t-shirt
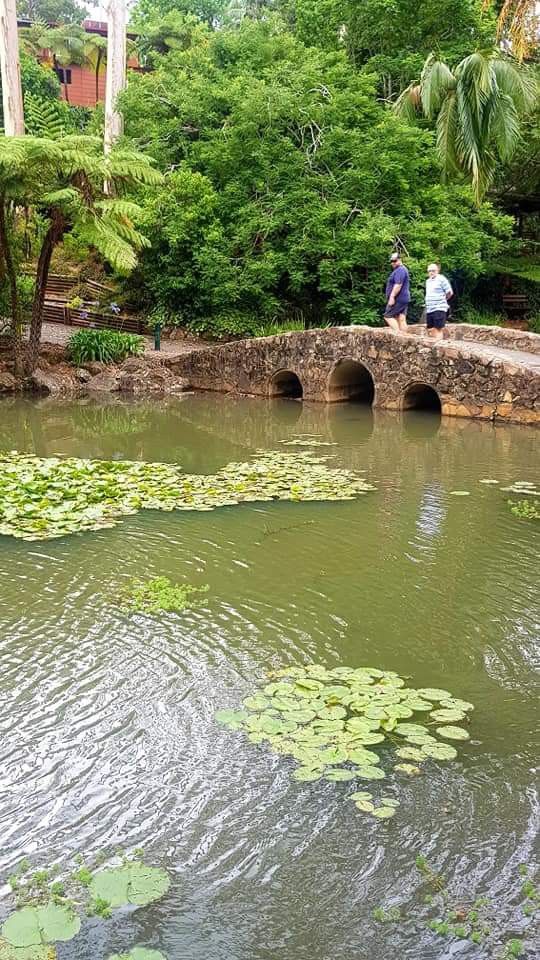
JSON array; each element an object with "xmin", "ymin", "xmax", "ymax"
[{"xmin": 425, "ymin": 274, "xmax": 452, "ymax": 313}]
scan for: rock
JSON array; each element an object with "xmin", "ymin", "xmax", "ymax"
[
  {"xmin": 0, "ymin": 371, "xmax": 18, "ymax": 392},
  {"xmin": 117, "ymin": 361, "xmax": 190, "ymax": 395},
  {"xmin": 86, "ymin": 369, "xmax": 121, "ymax": 392},
  {"xmin": 75, "ymin": 367, "xmax": 93, "ymax": 382},
  {"xmin": 83, "ymin": 361, "xmax": 106, "ymax": 376},
  {"xmin": 119, "ymin": 356, "xmax": 148, "ymax": 373},
  {"xmin": 31, "ymin": 367, "xmax": 79, "ymax": 395}
]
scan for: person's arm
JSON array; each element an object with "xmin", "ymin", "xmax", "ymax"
[
  {"xmin": 442, "ymin": 276, "xmax": 453, "ymax": 301},
  {"xmin": 387, "ymin": 281, "xmax": 402, "ymax": 307}
]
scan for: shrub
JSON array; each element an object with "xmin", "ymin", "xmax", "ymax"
[
  {"xmin": 68, "ymin": 329, "xmax": 145, "ymax": 365},
  {"xmin": 461, "ymin": 306, "xmax": 506, "ymax": 326},
  {"xmin": 527, "ymin": 313, "xmax": 540, "ymax": 335}
]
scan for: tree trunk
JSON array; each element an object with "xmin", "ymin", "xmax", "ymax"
[
  {"xmin": 104, "ymin": 0, "xmax": 127, "ymax": 153},
  {"xmin": 95, "ymin": 48, "xmax": 103, "ymax": 104},
  {"xmin": 0, "ymin": 197, "xmax": 23, "ymax": 375},
  {"xmin": 25, "ymin": 211, "xmax": 65, "ymax": 376},
  {"xmin": 0, "ymin": 0, "xmax": 25, "ymax": 136}
]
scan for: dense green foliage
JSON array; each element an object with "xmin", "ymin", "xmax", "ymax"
[
  {"xmin": 68, "ymin": 329, "xmax": 145, "ymax": 364},
  {"xmin": 17, "ymin": 0, "xmax": 88, "ymax": 23},
  {"xmin": 120, "ymin": 576, "xmax": 209, "ymax": 613},
  {"xmin": 121, "ymin": 17, "xmax": 513, "ymax": 334}
]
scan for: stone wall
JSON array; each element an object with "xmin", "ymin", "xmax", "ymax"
[{"xmin": 167, "ymin": 327, "xmax": 540, "ymax": 426}]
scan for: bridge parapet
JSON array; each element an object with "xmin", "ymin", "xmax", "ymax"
[{"xmin": 168, "ymin": 327, "xmax": 540, "ymax": 425}]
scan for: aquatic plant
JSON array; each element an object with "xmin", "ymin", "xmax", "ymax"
[
  {"xmin": 508, "ymin": 500, "xmax": 540, "ymax": 520},
  {"xmin": 373, "ymin": 858, "xmax": 537, "ymax": 955},
  {"xmin": 0, "ymin": 854, "xmax": 170, "ymax": 960},
  {"xmin": 216, "ymin": 664, "xmax": 474, "ymax": 819},
  {"xmin": 0, "ymin": 451, "xmax": 375, "ymax": 542},
  {"xmin": 108, "ymin": 951, "xmax": 166, "ymax": 960},
  {"xmin": 120, "ymin": 577, "xmax": 208, "ymax": 614}
]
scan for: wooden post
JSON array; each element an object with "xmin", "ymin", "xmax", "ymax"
[
  {"xmin": 104, "ymin": 0, "xmax": 127, "ymax": 153},
  {"xmin": 0, "ymin": 0, "xmax": 24, "ymax": 136}
]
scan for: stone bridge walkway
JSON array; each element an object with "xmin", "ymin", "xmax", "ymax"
[{"xmin": 167, "ymin": 324, "xmax": 540, "ymax": 426}]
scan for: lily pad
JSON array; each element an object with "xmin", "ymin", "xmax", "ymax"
[
  {"xmin": 2, "ymin": 905, "xmax": 79, "ymax": 949},
  {"xmin": 89, "ymin": 864, "xmax": 170, "ymax": 909},
  {"xmin": 292, "ymin": 767, "xmax": 323, "ymax": 782},
  {"xmin": 317, "ymin": 706, "xmax": 347, "ymax": 721},
  {"xmin": 394, "ymin": 763, "xmax": 421, "ymax": 775},
  {"xmin": 0, "ymin": 941, "xmax": 55, "ymax": 960},
  {"xmin": 416, "ymin": 688, "xmax": 452, "ymax": 701},
  {"xmin": 354, "ymin": 766, "xmax": 386, "ymax": 780},
  {"xmin": 439, "ymin": 698, "xmax": 474, "ymax": 712},
  {"xmin": 215, "ymin": 709, "xmax": 249, "ymax": 730},
  {"xmin": 430, "ymin": 709, "xmax": 466, "ymax": 723},
  {"xmin": 436, "ymin": 726, "xmax": 470, "ymax": 741},
  {"xmin": 372, "ymin": 806, "xmax": 396, "ymax": 819},
  {"xmin": 421, "ymin": 743, "xmax": 458, "ymax": 760},
  {"xmin": 354, "ymin": 799, "xmax": 375, "ymax": 812},
  {"xmin": 350, "ymin": 791, "xmax": 372, "ymax": 801},
  {"xmin": 395, "ymin": 747, "xmax": 425, "ymax": 762},
  {"xmin": 108, "ymin": 951, "xmax": 167, "ymax": 960},
  {"xmin": 324, "ymin": 769, "xmax": 356, "ymax": 782}
]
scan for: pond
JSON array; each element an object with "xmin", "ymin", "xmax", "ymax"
[{"xmin": 0, "ymin": 394, "xmax": 538, "ymax": 960}]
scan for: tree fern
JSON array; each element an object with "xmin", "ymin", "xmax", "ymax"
[{"xmin": 24, "ymin": 93, "xmax": 66, "ymax": 139}]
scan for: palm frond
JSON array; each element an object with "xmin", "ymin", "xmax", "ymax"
[
  {"xmin": 393, "ymin": 84, "xmax": 422, "ymax": 122},
  {"xmin": 492, "ymin": 56, "xmax": 537, "ymax": 112},
  {"xmin": 420, "ymin": 55, "xmax": 456, "ymax": 119},
  {"xmin": 487, "ymin": 91, "xmax": 521, "ymax": 161},
  {"xmin": 435, "ymin": 91, "xmax": 460, "ymax": 179}
]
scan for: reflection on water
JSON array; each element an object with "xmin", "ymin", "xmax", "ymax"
[{"xmin": 0, "ymin": 395, "xmax": 538, "ymax": 960}]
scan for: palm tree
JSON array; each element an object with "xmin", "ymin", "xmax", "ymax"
[
  {"xmin": 84, "ymin": 31, "xmax": 107, "ymax": 104},
  {"xmin": 0, "ymin": 134, "xmax": 162, "ymax": 373},
  {"xmin": 38, "ymin": 23, "xmax": 87, "ymax": 102},
  {"xmin": 395, "ymin": 49, "xmax": 537, "ymax": 203}
]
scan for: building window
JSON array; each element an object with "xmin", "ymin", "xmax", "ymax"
[{"xmin": 55, "ymin": 68, "xmax": 72, "ymax": 85}]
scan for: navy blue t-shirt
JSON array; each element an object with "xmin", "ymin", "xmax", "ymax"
[{"xmin": 385, "ymin": 264, "xmax": 411, "ymax": 304}]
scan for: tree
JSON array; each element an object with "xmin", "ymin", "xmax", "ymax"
[
  {"xmin": 0, "ymin": 0, "xmax": 25, "ymax": 135},
  {"xmin": 121, "ymin": 17, "xmax": 513, "ymax": 333},
  {"xmin": 38, "ymin": 23, "xmax": 88, "ymax": 101},
  {"xmin": 16, "ymin": 1, "xmax": 88, "ymax": 23},
  {"xmin": 495, "ymin": 1, "xmax": 540, "ymax": 60},
  {"xmin": 0, "ymin": 134, "xmax": 161, "ymax": 372},
  {"xmin": 395, "ymin": 49, "xmax": 537, "ymax": 202},
  {"xmin": 84, "ymin": 30, "xmax": 107, "ymax": 103},
  {"xmin": 131, "ymin": 0, "xmax": 226, "ymax": 27},
  {"xmin": 104, "ymin": 0, "xmax": 127, "ymax": 151}
]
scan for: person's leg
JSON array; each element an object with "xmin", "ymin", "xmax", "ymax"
[
  {"xmin": 384, "ymin": 314, "xmax": 399, "ymax": 332},
  {"xmin": 397, "ymin": 313, "xmax": 408, "ymax": 333}
]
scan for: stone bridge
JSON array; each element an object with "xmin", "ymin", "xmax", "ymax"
[{"xmin": 169, "ymin": 323, "xmax": 540, "ymax": 425}]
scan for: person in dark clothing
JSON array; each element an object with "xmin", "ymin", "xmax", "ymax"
[{"xmin": 384, "ymin": 252, "xmax": 410, "ymax": 334}]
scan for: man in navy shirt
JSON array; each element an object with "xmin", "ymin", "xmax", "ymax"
[{"xmin": 384, "ymin": 252, "xmax": 410, "ymax": 333}]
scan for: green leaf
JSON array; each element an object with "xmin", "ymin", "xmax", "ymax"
[
  {"xmin": 292, "ymin": 767, "xmax": 322, "ymax": 782},
  {"xmin": 421, "ymin": 743, "xmax": 458, "ymax": 760},
  {"xmin": 435, "ymin": 726, "xmax": 470, "ymax": 741},
  {"xmin": 0, "ymin": 940, "xmax": 55, "ymax": 960},
  {"xmin": 2, "ymin": 905, "xmax": 79, "ymax": 949},
  {"xmin": 395, "ymin": 763, "xmax": 421, "ymax": 775},
  {"xmin": 372, "ymin": 806, "xmax": 396, "ymax": 819},
  {"xmin": 416, "ymin": 689, "xmax": 453, "ymax": 701},
  {"xmin": 89, "ymin": 864, "xmax": 170, "ymax": 909},
  {"xmin": 430, "ymin": 709, "xmax": 466, "ymax": 723},
  {"xmin": 107, "ymin": 950, "xmax": 167, "ymax": 960},
  {"xmin": 353, "ymin": 766, "xmax": 386, "ymax": 780},
  {"xmin": 324, "ymin": 769, "xmax": 356, "ymax": 782},
  {"xmin": 354, "ymin": 799, "xmax": 375, "ymax": 812}
]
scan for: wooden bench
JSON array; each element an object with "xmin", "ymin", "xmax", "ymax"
[{"xmin": 502, "ymin": 293, "xmax": 529, "ymax": 314}]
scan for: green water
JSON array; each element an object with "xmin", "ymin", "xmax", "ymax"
[{"xmin": 0, "ymin": 394, "xmax": 538, "ymax": 959}]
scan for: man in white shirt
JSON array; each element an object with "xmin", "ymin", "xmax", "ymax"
[{"xmin": 425, "ymin": 263, "xmax": 453, "ymax": 340}]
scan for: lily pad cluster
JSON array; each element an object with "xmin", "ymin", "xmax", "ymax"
[
  {"xmin": 216, "ymin": 664, "xmax": 474, "ymax": 819},
  {"xmin": 0, "ymin": 451, "xmax": 375, "ymax": 542},
  {"xmin": 0, "ymin": 859, "xmax": 169, "ymax": 960}
]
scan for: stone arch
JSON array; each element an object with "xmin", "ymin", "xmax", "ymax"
[
  {"xmin": 326, "ymin": 359, "xmax": 375, "ymax": 404},
  {"xmin": 269, "ymin": 369, "xmax": 303, "ymax": 399},
  {"xmin": 401, "ymin": 381, "xmax": 441, "ymax": 412}
]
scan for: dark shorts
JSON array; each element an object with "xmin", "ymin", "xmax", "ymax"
[
  {"xmin": 384, "ymin": 302, "xmax": 409, "ymax": 319},
  {"xmin": 426, "ymin": 310, "xmax": 448, "ymax": 329}
]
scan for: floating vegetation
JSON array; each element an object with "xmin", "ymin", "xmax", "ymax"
[
  {"xmin": 0, "ymin": 854, "xmax": 169, "ymax": 960},
  {"xmin": 89, "ymin": 863, "xmax": 170, "ymax": 909},
  {"xmin": 0, "ymin": 451, "xmax": 375, "ymax": 542},
  {"xmin": 278, "ymin": 439, "xmax": 337, "ymax": 447},
  {"xmin": 108, "ymin": 951, "xmax": 166, "ymax": 960},
  {"xmin": 372, "ymin": 856, "xmax": 537, "ymax": 956},
  {"xmin": 119, "ymin": 577, "xmax": 208, "ymax": 614},
  {"xmin": 508, "ymin": 500, "xmax": 540, "ymax": 521},
  {"xmin": 215, "ymin": 664, "xmax": 474, "ymax": 819}
]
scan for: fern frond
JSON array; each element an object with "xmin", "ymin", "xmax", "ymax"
[{"xmin": 24, "ymin": 93, "xmax": 66, "ymax": 140}]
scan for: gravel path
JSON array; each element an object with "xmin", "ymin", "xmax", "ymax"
[{"xmin": 39, "ymin": 321, "xmax": 210, "ymax": 358}]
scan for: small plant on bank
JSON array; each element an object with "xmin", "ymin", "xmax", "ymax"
[
  {"xmin": 120, "ymin": 577, "xmax": 209, "ymax": 614},
  {"xmin": 68, "ymin": 329, "xmax": 145, "ymax": 365}
]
